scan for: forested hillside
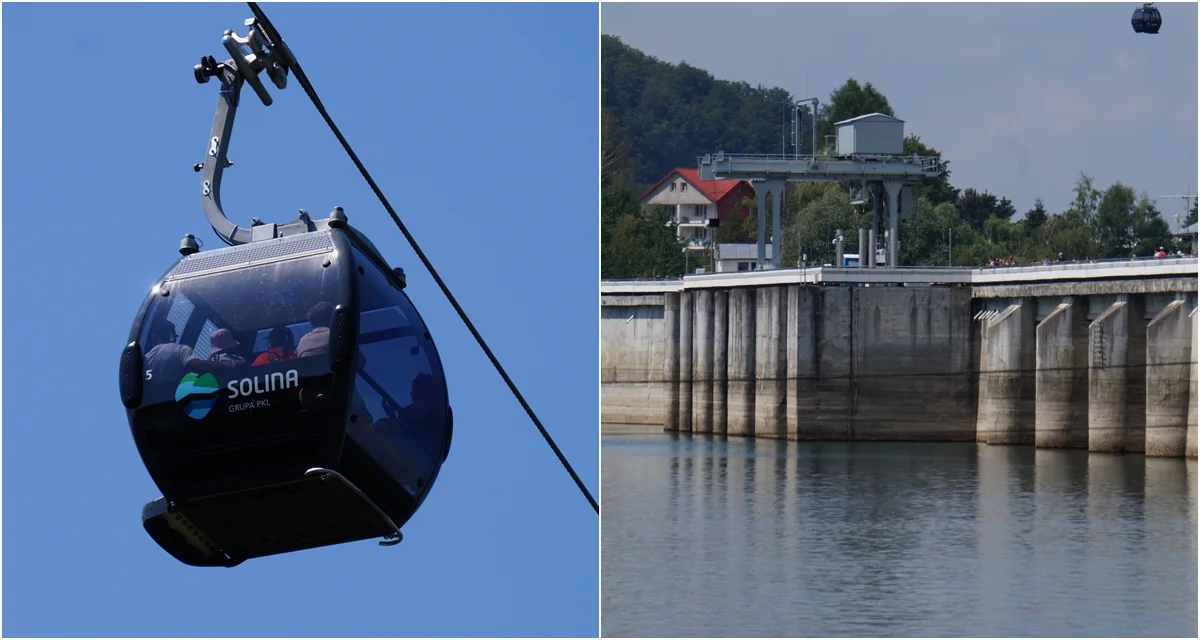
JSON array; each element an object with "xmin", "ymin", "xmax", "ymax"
[
  {"xmin": 602, "ymin": 34, "xmax": 795, "ymax": 190},
  {"xmin": 600, "ymin": 36, "xmax": 1195, "ymax": 279}
]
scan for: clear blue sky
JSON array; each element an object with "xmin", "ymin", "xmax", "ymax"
[
  {"xmin": 2, "ymin": 3, "xmax": 598, "ymax": 637},
  {"xmin": 603, "ymin": 2, "xmax": 1199, "ymax": 226}
]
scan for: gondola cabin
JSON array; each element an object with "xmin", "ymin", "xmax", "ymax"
[
  {"xmin": 1132, "ymin": 3, "xmax": 1162, "ymax": 34},
  {"xmin": 119, "ymin": 224, "xmax": 453, "ymax": 567}
]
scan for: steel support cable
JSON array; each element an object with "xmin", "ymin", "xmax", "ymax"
[{"xmin": 246, "ymin": 3, "xmax": 598, "ymax": 514}]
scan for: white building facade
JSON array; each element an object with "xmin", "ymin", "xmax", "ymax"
[
  {"xmin": 639, "ymin": 173, "xmax": 718, "ymax": 251},
  {"xmin": 715, "ymin": 243, "xmax": 774, "ymax": 272}
]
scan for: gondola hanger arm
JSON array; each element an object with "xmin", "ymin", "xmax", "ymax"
[{"xmin": 193, "ymin": 19, "xmax": 318, "ymax": 246}]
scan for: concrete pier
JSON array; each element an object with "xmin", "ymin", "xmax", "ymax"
[
  {"xmin": 812, "ymin": 287, "xmax": 853, "ymax": 439},
  {"xmin": 1035, "ymin": 300, "xmax": 1088, "ymax": 449},
  {"xmin": 679, "ymin": 291, "xmax": 693, "ymax": 433},
  {"xmin": 692, "ymin": 290, "xmax": 714, "ymax": 434},
  {"xmin": 712, "ymin": 290, "xmax": 729, "ymax": 435},
  {"xmin": 754, "ymin": 286, "xmax": 787, "ymax": 438},
  {"xmin": 1145, "ymin": 300, "xmax": 1192, "ymax": 457},
  {"xmin": 1088, "ymin": 298, "xmax": 1147, "ymax": 453},
  {"xmin": 977, "ymin": 301, "xmax": 1035, "ymax": 445},
  {"xmin": 1127, "ymin": 298, "xmax": 1149, "ymax": 453},
  {"xmin": 786, "ymin": 285, "xmax": 818, "ymax": 440},
  {"xmin": 664, "ymin": 292, "xmax": 680, "ymax": 431},
  {"xmin": 727, "ymin": 288, "xmax": 756, "ymax": 437},
  {"xmin": 1187, "ymin": 310, "xmax": 1197, "ymax": 459}
]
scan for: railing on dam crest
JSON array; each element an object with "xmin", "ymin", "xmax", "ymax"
[{"xmin": 601, "ymin": 256, "xmax": 1198, "ymax": 293}]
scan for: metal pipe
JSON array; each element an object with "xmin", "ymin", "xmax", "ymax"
[
  {"xmin": 756, "ymin": 184, "xmax": 767, "ymax": 268},
  {"xmin": 868, "ymin": 228, "xmax": 877, "ymax": 270},
  {"xmin": 793, "ymin": 98, "xmax": 820, "ymax": 159},
  {"xmin": 771, "ymin": 183, "xmax": 782, "ymax": 269}
]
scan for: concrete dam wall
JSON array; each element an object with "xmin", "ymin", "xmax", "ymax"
[
  {"xmin": 601, "ymin": 295, "xmax": 669, "ymax": 425},
  {"xmin": 601, "ymin": 271, "xmax": 1198, "ymax": 459},
  {"xmin": 603, "ymin": 285, "xmax": 980, "ymax": 440}
]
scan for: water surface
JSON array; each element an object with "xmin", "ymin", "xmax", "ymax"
[{"xmin": 601, "ymin": 435, "xmax": 1198, "ymax": 637}]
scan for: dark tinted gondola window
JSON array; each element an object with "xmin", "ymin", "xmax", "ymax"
[
  {"xmin": 194, "ymin": 319, "xmax": 218, "ymax": 359},
  {"xmin": 136, "ymin": 253, "xmax": 340, "ymax": 409},
  {"xmin": 345, "ymin": 246, "xmax": 447, "ymax": 497}
]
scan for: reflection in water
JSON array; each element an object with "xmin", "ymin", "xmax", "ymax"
[{"xmin": 602, "ymin": 436, "xmax": 1197, "ymax": 638}]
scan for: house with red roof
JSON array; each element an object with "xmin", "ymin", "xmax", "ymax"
[{"xmin": 637, "ymin": 168, "xmax": 755, "ymax": 252}]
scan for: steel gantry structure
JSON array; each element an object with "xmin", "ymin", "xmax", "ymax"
[{"xmin": 698, "ymin": 101, "xmax": 943, "ymax": 270}]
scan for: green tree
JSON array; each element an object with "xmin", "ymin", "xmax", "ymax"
[
  {"xmin": 601, "ymin": 184, "xmax": 690, "ymax": 278},
  {"xmin": 1065, "ymin": 172, "xmax": 1102, "ymax": 224},
  {"xmin": 780, "ymin": 184, "xmax": 866, "ymax": 266},
  {"xmin": 980, "ymin": 216, "xmax": 1028, "ymax": 257},
  {"xmin": 903, "ymin": 135, "xmax": 958, "ymax": 206},
  {"xmin": 1041, "ymin": 205, "xmax": 1098, "ymax": 261},
  {"xmin": 601, "ymin": 35, "xmax": 795, "ymax": 188},
  {"xmin": 603, "ymin": 213, "xmax": 649, "ymax": 278},
  {"xmin": 818, "ymin": 78, "xmax": 894, "ymax": 141},
  {"xmin": 600, "ymin": 185, "xmax": 642, "ymax": 277},
  {"xmin": 1023, "ymin": 197, "xmax": 1048, "ymax": 231},
  {"xmin": 1093, "ymin": 183, "xmax": 1137, "ymax": 256},
  {"xmin": 958, "ymin": 188, "xmax": 1016, "ymax": 232},
  {"xmin": 643, "ymin": 206, "xmax": 693, "ymax": 275},
  {"xmin": 899, "ymin": 197, "xmax": 966, "ymax": 266},
  {"xmin": 601, "ymin": 89, "xmax": 633, "ymax": 190},
  {"xmin": 1130, "ymin": 194, "xmax": 1172, "ymax": 256},
  {"xmin": 1092, "ymin": 183, "xmax": 1171, "ymax": 257}
]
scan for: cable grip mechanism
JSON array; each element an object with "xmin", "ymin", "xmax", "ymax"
[
  {"xmin": 194, "ymin": 17, "xmax": 293, "ymax": 106},
  {"xmin": 192, "ymin": 15, "xmax": 310, "ymax": 247}
]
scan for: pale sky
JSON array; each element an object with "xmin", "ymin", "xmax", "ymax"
[{"xmin": 603, "ymin": 1, "xmax": 1199, "ymax": 227}]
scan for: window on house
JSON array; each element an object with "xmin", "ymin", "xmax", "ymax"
[
  {"xmin": 695, "ymin": 205, "xmax": 708, "ymax": 217},
  {"xmin": 737, "ymin": 261, "xmax": 750, "ymax": 271},
  {"xmin": 681, "ymin": 183, "xmax": 688, "ymax": 192},
  {"xmin": 670, "ymin": 183, "xmax": 676, "ymax": 192}
]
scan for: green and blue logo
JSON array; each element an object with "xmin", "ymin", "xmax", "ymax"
[{"xmin": 176, "ymin": 372, "xmax": 221, "ymax": 419}]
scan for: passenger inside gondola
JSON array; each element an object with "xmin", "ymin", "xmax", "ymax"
[
  {"xmin": 400, "ymin": 372, "xmax": 441, "ymax": 457},
  {"xmin": 143, "ymin": 319, "xmax": 236, "ymax": 384},
  {"xmin": 207, "ymin": 328, "xmax": 248, "ymax": 365},
  {"xmin": 296, "ymin": 301, "xmax": 333, "ymax": 357},
  {"xmin": 253, "ymin": 325, "xmax": 298, "ymax": 365}
]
